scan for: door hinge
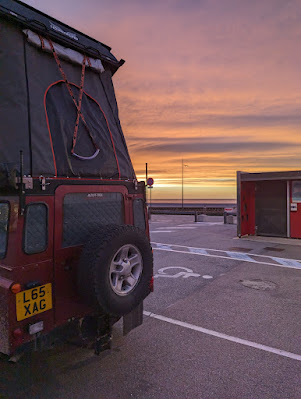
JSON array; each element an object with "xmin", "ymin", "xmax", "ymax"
[{"xmin": 16, "ymin": 176, "xmax": 33, "ymax": 189}]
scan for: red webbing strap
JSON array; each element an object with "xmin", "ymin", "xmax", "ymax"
[
  {"xmin": 38, "ymin": 34, "xmax": 45, "ymax": 49},
  {"xmin": 47, "ymin": 39, "xmax": 99, "ymax": 159},
  {"xmin": 72, "ymin": 55, "xmax": 87, "ymax": 152}
]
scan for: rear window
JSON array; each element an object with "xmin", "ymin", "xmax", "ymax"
[
  {"xmin": 133, "ymin": 199, "xmax": 146, "ymax": 231},
  {"xmin": 23, "ymin": 203, "xmax": 48, "ymax": 254},
  {"xmin": 63, "ymin": 192, "xmax": 124, "ymax": 247},
  {"xmin": 0, "ymin": 203, "xmax": 9, "ymax": 259}
]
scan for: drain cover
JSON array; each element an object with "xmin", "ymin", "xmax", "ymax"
[{"xmin": 240, "ymin": 279, "xmax": 277, "ymax": 291}]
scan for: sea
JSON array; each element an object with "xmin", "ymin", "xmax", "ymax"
[{"xmin": 148, "ymin": 199, "xmax": 237, "ymax": 208}]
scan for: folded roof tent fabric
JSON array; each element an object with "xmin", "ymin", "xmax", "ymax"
[
  {"xmin": 0, "ymin": 0, "xmax": 135, "ymax": 181},
  {"xmin": 23, "ymin": 30, "xmax": 105, "ymax": 74}
]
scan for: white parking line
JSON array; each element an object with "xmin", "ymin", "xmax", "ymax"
[
  {"xmin": 143, "ymin": 311, "xmax": 301, "ymax": 362},
  {"xmin": 156, "ymin": 244, "xmax": 174, "ymax": 250},
  {"xmin": 189, "ymin": 248, "xmax": 208, "ymax": 255},
  {"xmin": 151, "ymin": 242, "xmax": 301, "ymax": 271},
  {"xmin": 226, "ymin": 251, "xmax": 254, "ymax": 262},
  {"xmin": 177, "ymin": 223, "xmax": 223, "ymax": 227},
  {"xmin": 151, "ymin": 231, "xmax": 173, "ymax": 233},
  {"xmin": 150, "ymin": 223, "xmax": 222, "ymax": 233},
  {"xmin": 271, "ymin": 257, "xmax": 301, "ymax": 268},
  {"xmin": 153, "ymin": 247, "xmax": 281, "ymax": 268},
  {"xmin": 154, "ymin": 227, "xmax": 197, "ymax": 230}
]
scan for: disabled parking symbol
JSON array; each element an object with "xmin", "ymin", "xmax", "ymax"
[{"xmin": 154, "ymin": 267, "xmax": 201, "ymax": 279}]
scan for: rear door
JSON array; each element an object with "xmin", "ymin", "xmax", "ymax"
[
  {"xmin": 290, "ymin": 180, "xmax": 301, "ymax": 238},
  {"xmin": 54, "ymin": 185, "xmax": 130, "ymax": 325},
  {"xmin": 255, "ymin": 180, "xmax": 287, "ymax": 237}
]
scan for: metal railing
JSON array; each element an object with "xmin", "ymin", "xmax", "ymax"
[{"xmin": 149, "ymin": 206, "xmax": 224, "ymax": 216}]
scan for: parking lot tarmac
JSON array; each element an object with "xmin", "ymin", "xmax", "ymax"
[{"xmin": 1, "ymin": 214, "xmax": 301, "ymax": 399}]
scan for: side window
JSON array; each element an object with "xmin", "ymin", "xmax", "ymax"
[
  {"xmin": 0, "ymin": 203, "xmax": 9, "ymax": 259},
  {"xmin": 63, "ymin": 192, "xmax": 124, "ymax": 248},
  {"xmin": 23, "ymin": 203, "xmax": 48, "ymax": 254},
  {"xmin": 133, "ymin": 199, "xmax": 146, "ymax": 231}
]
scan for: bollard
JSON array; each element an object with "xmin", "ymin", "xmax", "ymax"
[
  {"xmin": 196, "ymin": 214, "xmax": 207, "ymax": 222},
  {"xmin": 224, "ymin": 207, "xmax": 237, "ymax": 224}
]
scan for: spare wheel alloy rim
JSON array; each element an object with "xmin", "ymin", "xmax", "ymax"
[{"xmin": 109, "ymin": 244, "xmax": 143, "ymax": 296}]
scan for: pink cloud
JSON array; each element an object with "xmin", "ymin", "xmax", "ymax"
[{"xmin": 22, "ymin": 0, "xmax": 301, "ymax": 198}]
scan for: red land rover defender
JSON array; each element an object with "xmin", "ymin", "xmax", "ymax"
[{"xmin": 0, "ymin": 0, "xmax": 153, "ymax": 357}]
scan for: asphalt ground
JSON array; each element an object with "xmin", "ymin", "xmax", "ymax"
[{"xmin": 1, "ymin": 215, "xmax": 301, "ymax": 399}]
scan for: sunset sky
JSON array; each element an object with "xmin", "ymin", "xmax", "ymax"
[{"xmin": 23, "ymin": 0, "xmax": 301, "ymax": 200}]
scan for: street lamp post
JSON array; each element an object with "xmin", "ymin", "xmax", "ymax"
[
  {"xmin": 181, "ymin": 159, "xmax": 188, "ymax": 208},
  {"xmin": 182, "ymin": 159, "xmax": 184, "ymax": 208}
]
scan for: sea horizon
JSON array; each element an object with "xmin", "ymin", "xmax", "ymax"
[{"xmin": 147, "ymin": 198, "xmax": 237, "ymax": 207}]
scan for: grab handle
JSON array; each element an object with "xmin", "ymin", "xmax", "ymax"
[{"xmin": 71, "ymin": 149, "xmax": 100, "ymax": 161}]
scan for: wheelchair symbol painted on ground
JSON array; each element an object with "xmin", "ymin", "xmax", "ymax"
[{"xmin": 154, "ymin": 267, "xmax": 201, "ymax": 279}]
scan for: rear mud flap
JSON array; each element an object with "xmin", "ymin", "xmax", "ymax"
[{"xmin": 123, "ymin": 301, "xmax": 143, "ymax": 336}]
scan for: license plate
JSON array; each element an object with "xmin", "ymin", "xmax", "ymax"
[{"xmin": 16, "ymin": 283, "xmax": 52, "ymax": 321}]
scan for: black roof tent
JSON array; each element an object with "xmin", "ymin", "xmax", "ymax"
[
  {"xmin": 0, "ymin": 0, "xmax": 125, "ymax": 74},
  {"xmin": 0, "ymin": 0, "xmax": 135, "ymax": 182}
]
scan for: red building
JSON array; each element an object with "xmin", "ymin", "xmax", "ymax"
[{"xmin": 237, "ymin": 171, "xmax": 301, "ymax": 239}]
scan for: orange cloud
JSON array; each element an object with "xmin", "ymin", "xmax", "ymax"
[{"xmin": 23, "ymin": 0, "xmax": 301, "ymax": 199}]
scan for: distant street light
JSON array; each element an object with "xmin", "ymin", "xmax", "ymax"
[{"xmin": 181, "ymin": 159, "xmax": 189, "ymax": 208}]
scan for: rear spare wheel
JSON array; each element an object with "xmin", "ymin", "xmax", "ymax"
[{"xmin": 78, "ymin": 225, "xmax": 153, "ymax": 316}]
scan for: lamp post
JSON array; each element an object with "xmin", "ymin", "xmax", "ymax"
[
  {"xmin": 145, "ymin": 162, "xmax": 148, "ymax": 204},
  {"xmin": 181, "ymin": 159, "xmax": 188, "ymax": 208},
  {"xmin": 147, "ymin": 176, "xmax": 154, "ymax": 220}
]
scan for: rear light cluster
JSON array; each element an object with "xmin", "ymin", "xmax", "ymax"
[
  {"xmin": 11, "ymin": 283, "xmax": 21, "ymax": 294},
  {"xmin": 12, "ymin": 328, "xmax": 23, "ymax": 345},
  {"xmin": 11, "ymin": 283, "xmax": 24, "ymax": 344},
  {"xmin": 13, "ymin": 328, "xmax": 23, "ymax": 339}
]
